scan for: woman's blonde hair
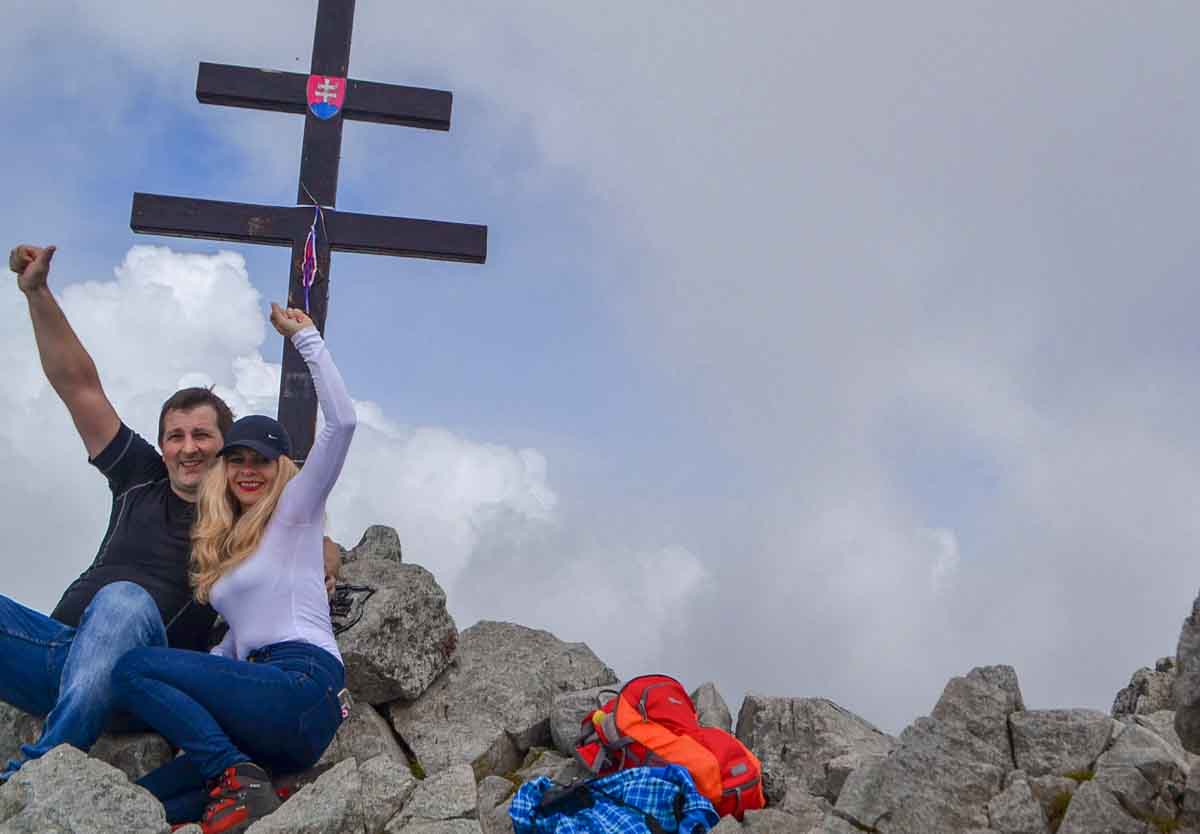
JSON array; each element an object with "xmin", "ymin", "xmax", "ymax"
[{"xmin": 190, "ymin": 454, "xmax": 300, "ymax": 603}]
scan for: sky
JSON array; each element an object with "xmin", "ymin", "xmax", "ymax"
[{"xmin": 2, "ymin": 1, "xmax": 1200, "ymax": 734}]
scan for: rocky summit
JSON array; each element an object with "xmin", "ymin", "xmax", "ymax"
[{"xmin": 6, "ymin": 527, "xmax": 1200, "ymax": 833}]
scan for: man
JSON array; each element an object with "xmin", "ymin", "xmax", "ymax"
[{"xmin": 0, "ymin": 243, "xmax": 231, "ymax": 778}]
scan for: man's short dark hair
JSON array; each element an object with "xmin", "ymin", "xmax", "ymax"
[{"xmin": 158, "ymin": 387, "xmax": 235, "ymax": 444}]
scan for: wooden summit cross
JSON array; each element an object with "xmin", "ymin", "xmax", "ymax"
[{"xmin": 130, "ymin": 0, "xmax": 487, "ymax": 462}]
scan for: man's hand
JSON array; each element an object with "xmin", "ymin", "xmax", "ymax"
[
  {"xmin": 270, "ymin": 303, "xmax": 314, "ymax": 338},
  {"xmin": 10, "ymin": 245, "xmax": 56, "ymax": 294}
]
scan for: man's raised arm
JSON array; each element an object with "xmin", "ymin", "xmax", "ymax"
[{"xmin": 11, "ymin": 245, "xmax": 120, "ymax": 458}]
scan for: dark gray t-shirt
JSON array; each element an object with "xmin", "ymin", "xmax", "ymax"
[{"xmin": 51, "ymin": 423, "xmax": 216, "ymax": 651}]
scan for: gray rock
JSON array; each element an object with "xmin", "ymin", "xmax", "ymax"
[
  {"xmin": 1180, "ymin": 761, "xmax": 1200, "ymax": 827},
  {"xmin": 1055, "ymin": 780, "xmax": 1148, "ymax": 834},
  {"xmin": 0, "ymin": 744, "xmax": 169, "ymax": 834},
  {"xmin": 835, "ymin": 729, "xmax": 1004, "ymax": 832},
  {"xmin": 336, "ymin": 558, "xmax": 458, "ymax": 705},
  {"xmin": 899, "ymin": 714, "xmax": 1012, "ymax": 772},
  {"xmin": 691, "ymin": 682, "xmax": 733, "ymax": 732},
  {"xmin": 359, "ymin": 754, "xmax": 418, "ymax": 834},
  {"xmin": 734, "ymin": 695, "xmax": 894, "ymax": 803},
  {"xmin": 387, "ymin": 822, "xmax": 483, "ymax": 834},
  {"xmin": 740, "ymin": 807, "xmax": 810, "ymax": 833},
  {"xmin": 1135, "ymin": 710, "xmax": 1200, "ymax": 771},
  {"xmin": 1093, "ymin": 765, "xmax": 1160, "ymax": 822},
  {"xmin": 968, "ymin": 665, "xmax": 1027, "ymax": 710},
  {"xmin": 816, "ymin": 817, "xmax": 862, "ymax": 834},
  {"xmin": 389, "ymin": 622, "xmax": 616, "ymax": 779},
  {"xmin": 987, "ymin": 775, "xmax": 1049, "ymax": 834},
  {"xmin": 348, "ymin": 525, "xmax": 404, "ymax": 565},
  {"xmin": 549, "ymin": 685, "xmax": 618, "ymax": 757},
  {"xmin": 317, "ymin": 701, "xmax": 405, "ymax": 768},
  {"xmin": 1113, "ymin": 658, "xmax": 1177, "ymax": 717},
  {"xmin": 1010, "ymin": 709, "xmax": 1114, "ymax": 777},
  {"xmin": 776, "ymin": 783, "xmax": 833, "ymax": 828},
  {"xmin": 1027, "ymin": 773, "xmax": 1077, "ymax": 821},
  {"xmin": 1096, "ymin": 722, "xmax": 1188, "ymax": 794},
  {"xmin": 88, "ymin": 732, "xmax": 174, "ymax": 782},
  {"xmin": 480, "ymin": 797, "xmax": 515, "ymax": 834},
  {"xmin": 1176, "ymin": 593, "xmax": 1200, "ymax": 751},
  {"xmin": 710, "ymin": 817, "xmax": 744, "ymax": 833},
  {"xmin": 511, "ymin": 748, "xmax": 587, "ymax": 785},
  {"xmin": 476, "ymin": 775, "xmax": 516, "ymax": 815},
  {"xmin": 246, "ymin": 757, "xmax": 363, "ymax": 834},
  {"xmin": 931, "ymin": 665, "xmax": 1024, "ymax": 768},
  {"xmin": 0, "ymin": 705, "xmax": 38, "ymax": 767},
  {"xmin": 823, "ymin": 751, "xmax": 887, "ymax": 800},
  {"xmin": 393, "ymin": 763, "xmax": 477, "ymax": 825}
]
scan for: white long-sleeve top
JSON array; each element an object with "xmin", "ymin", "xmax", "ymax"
[{"xmin": 209, "ymin": 326, "xmax": 355, "ymax": 664}]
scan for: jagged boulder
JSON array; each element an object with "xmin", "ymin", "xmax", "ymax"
[
  {"xmin": 359, "ymin": 754, "xmax": 419, "ymax": 834},
  {"xmin": 316, "ymin": 701, "xmax": 405, "ymax": 768},
  {"xmin": 0, "ymin": 744, "xmax": 169, "ymax": 833},
  {"xmin": 247, "ymin": 757, "xmax": 364, "ymax": 834},
  {"xmin": 335, "ymin": 557, "xmax": 458, "ymax": 705},
  {"xmin": 548, "ymin": 684, "xmax": 614, "ymax": 757},
  {"xmin": 835, "ymin": 718, "xmax": 1005, "ymax": 832},
  {"xmin": 691, "ymin": 682, "xmax": 733, "ymax": 732},
  {"xmin": 1055, "ymin": 779, "xmax": 1146, "ymax": 834},
  {"xmin": 931, "ymin": 664, "xmax": 1024, "ymax": 768},
  {"xmin": 987, "ymin": 772, "xmax": 1049, "ymax": 834},
  {"xmin": 345, "ymin": 525, "xmax": 404, "ymax": 566},
  {"xmin": 389, "ymin": 621, "xmax": 616, "ymax": 780},
  {"xmin": 1134, "ymin": 710, "xmax": 1200, "ymax": 772},
  {"xmin": 1009, "ymin": 709, "xmax": 1115, "ymax": 777},
  {"xmin": 1093, "ymin": 722, "xmax": 1188, "ymax": 822},
  {"xmin": 476, "ymin": 775, "xmax": 516, "ymax": 834},
  {"xmin": 1175, "ymin": 591, "xmax": 1200, "ymax": 753},
  {"xmin": 832, "ymin": 666, "xmax": 1025, "ymax": 832},
  {"xmin": 734, "ymin": 695, "xmax": 894, "ymax": 803},
  {"xmin": 389, "ymin": 764, "xmax": 477, "ymax": 828},
  {"xmin": 0, "ymin": 704, "xmax": 38, "ymax": 766},
  {"xmin": 1113, "ymin": 657, "xmax": 1177, "ymax": 717},
  {"xmin": 739, "ymin": 807, "xmax": 811, "ymax": 832}
]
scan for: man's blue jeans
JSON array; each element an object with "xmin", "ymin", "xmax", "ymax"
[
  {"xmin": 112, "ymin": 640, "xmax": 345, "ymax": 824},
  {"xmin": 0, "ymin": 581, "xmax": 166, "ymax": 779}
]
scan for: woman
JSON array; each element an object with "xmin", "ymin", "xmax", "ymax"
[{"xmin": 112, "ymin": 303, "xmax": 356, "ymax": 833}]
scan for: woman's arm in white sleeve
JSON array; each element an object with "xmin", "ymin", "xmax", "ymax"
[{"xmin": 277, "ymin": 326, "xmax": 357, "ymax": 521}]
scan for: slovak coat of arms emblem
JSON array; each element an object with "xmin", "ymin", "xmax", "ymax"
[{"xmin": 307, "ymin": 74, "xmax": 347, "ymax": 120}]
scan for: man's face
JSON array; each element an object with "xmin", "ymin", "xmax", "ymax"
[{"xmin": 160, "ymin": 405, "xmax": 224, "ymax": 501}]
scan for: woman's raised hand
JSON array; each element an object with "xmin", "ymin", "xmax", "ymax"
[{"xmin": 270, "ymin": 303, "xmax": 315, "ymax": 338}]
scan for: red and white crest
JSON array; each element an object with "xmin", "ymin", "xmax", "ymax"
[{"xmin": 307, "ymin": 75, "xmax": 346, "ymax": 120}]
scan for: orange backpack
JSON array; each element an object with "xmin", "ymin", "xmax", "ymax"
[{"xmin": 573, "ymin": 674, "xmax": 765, "ymax": 819}]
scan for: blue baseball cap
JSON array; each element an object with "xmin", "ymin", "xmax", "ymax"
[{"xmin": 219, "ymin": 415, "xmax": 292, "ymax": 461}]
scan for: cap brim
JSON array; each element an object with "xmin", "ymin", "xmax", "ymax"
[{"xmin": 219, "ymin": 440, "xmax": 286, "ymax": 460}]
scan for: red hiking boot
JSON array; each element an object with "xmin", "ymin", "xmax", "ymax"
[{"xmin": 201, "ymin": 762, "xmax": 281, "ymax": 834}]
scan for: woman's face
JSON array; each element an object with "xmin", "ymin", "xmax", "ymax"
[{"xmin": 224, "ymin": 448, "xmax": 279, "ymax": 508}]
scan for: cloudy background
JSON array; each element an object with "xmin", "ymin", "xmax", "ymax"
[{"xmin": 2, "ymin": 1, "xmax": 1199, "ymax": 732}]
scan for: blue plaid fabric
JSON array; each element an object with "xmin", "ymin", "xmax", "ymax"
[{"xmin": 509, "ymin": 764, "xmax": 719, "ymax": 834}]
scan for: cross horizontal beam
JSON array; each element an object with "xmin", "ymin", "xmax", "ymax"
[
  {"xmin": 131, "ymin": 193, "xmax": 487, "ymax": 263},
  {"xmin": 196, "ymin": 62, "xmax": 451, "ymax": 130}
]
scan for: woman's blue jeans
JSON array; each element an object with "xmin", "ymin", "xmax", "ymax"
[
  {"xmin": 0, "ymin": 582, "xmax": 165, "ymax": 780},
  {"xmin": 112, "ymin": 640, "xmax": 345, "ymax": 824}
]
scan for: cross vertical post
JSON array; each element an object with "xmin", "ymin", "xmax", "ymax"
[
  {"xmin": 281, "ymin": 0, "xmax": 355, "ymax": 457},
  {"xmin": 130, "ymin": 0, "xmax": 487, "ymax": 462}
]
